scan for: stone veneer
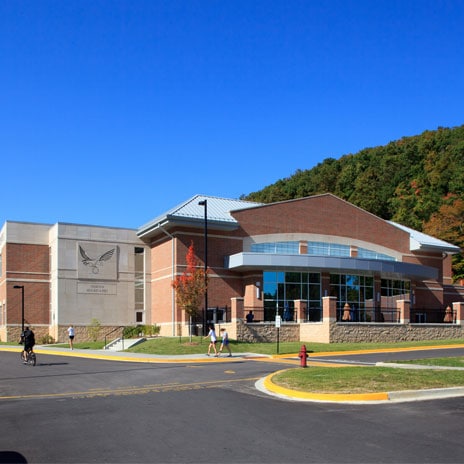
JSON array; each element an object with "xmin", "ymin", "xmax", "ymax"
[
  {"xmin": 329, "ymin": 322, "xmax": 463, "ymax": 343},
  {"xmin": 233, "ymin": 321, "xmax": 463, "ymax": 344},
  {"xmin": 236, "ymin": 320, "xmax": 300, "ymax": 343}
]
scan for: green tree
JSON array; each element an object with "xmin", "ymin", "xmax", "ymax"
[{"xmin": 423, "ymin": 195, "xmax": 464, "ymax": 282}]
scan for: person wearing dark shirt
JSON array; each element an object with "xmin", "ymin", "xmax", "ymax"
[{"xmin": 20, "ymin": 326, "xmax": 35, "ymax": 362}]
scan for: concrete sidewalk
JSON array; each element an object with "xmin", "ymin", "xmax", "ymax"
[{"xmin": 0, "ymin": 344, "xmax": 270, "ymax": 363}]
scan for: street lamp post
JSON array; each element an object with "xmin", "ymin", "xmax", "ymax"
[
  {"xmin": 13, "ymin": 285, "xmax": 25, "ymax": 332},
  {"xmin": 198, "ymin": 199, "xmax": 208, "ymax": 332}
]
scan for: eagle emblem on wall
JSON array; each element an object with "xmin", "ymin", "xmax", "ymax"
[{"xmin": 79, "ymin": 246, "xmax": 115, "ymax": 274}]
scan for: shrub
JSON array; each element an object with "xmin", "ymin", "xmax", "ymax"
[
  {"xmin": 40, "ymin": 334, "xmax": 55, "ymax": 344},
  {"xmin": 88, "ymin": 318, "xmax": 101, "ymax": 341},
  {"xmin": 123, "ymin": 324, "xmax": 160, "ymax": 338}
]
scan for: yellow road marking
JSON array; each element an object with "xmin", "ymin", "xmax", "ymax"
[{"xmin": 0, "ymin": 376, "xmax": 261, "ymax": 401}]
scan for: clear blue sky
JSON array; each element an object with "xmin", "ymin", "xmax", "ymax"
[{"xmin": 2, "ymin": 0, "xmax": 463, "ymax": 229}]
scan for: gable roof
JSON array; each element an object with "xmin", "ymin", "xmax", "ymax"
[{"xmin": 137, "ymin": 193, "xmax": 460, "ymax": 254}]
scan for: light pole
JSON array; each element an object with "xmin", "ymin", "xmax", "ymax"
[
  {"xmin": 13, "ymin": 285, "xmax": 25, "ymax": 332},
  {"xmin": 198, "ymin": 199, "xmax": 208, "ymax": 331}
]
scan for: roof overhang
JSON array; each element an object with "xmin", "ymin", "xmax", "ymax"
[
  {"xmin": 225, "ymin": 253, "xmax": 438, "ymax": 280},
  {"xmin": 137, "ymin": 216, "xmax": 239, "ymax": 240}
]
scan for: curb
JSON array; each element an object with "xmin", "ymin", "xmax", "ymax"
[{"xmin": 258, "ymin": 368, "xmax": 464, "ymax": 404}]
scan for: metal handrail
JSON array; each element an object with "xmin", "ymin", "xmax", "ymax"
[{"xmin": 104, "ymin": 326, "xmax": 125, "ymax": 349}]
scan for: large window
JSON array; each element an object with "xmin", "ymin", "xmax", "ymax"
[
  {"xmin": 263, "ymin": 271, "xmax": 321, "ymax": 322},
  {"xmin": 358, "ymin": 248, "xmax": 395, "ymax": 261},
  {"xmin": 330, "ymin": 274, "xmax": 374, "ymax": 317},
  {"xmin": 381, "ymin": 279, "xmax": 410, "ymax": 306},
  {"xmin": 134, "ymin": 247, "xmax": 145, "ymax": 322},
  {"xmin": 251, "ymin": 240, "xmax": 396, "ymax": 262},
  {"xmin": 251, "ymin": 242, "xmax": 299, "ymax": 254},
  {"xmin": 307, "ymin": 242, "xmax": 350, "ymax": 257}
]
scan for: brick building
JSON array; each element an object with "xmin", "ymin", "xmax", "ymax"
[
  {"xmin": 137, "ymin": 193, "xmax": 464, "ymax": 342},
  {"xmin": 1, "ymin": 193, "xmax": 463, "ymax": 344},
  {"xmin": 0, "ymin": 221, "xmax": 149, "ymax": 343}
]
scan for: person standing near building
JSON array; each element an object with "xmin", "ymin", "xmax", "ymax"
[
  {"xmin": 218, "ymin": 328, "xmax": 232, "ymax": 357},
  {"xmin": 67, "ymin": 325, "xmax": 75, "ymax": 350},
  {"xmin": 204, "ymin": 324, "xmax": 218, "ymax": 356}
]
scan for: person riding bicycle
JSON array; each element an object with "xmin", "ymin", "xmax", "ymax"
[{"xmin": 20, "ymin": 326, "xmax": 35, "ymax": 362}]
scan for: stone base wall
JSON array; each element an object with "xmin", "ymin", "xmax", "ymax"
[
  {"xmin": 55, "ymin": 325, "xmax": 125, "ymax": 344},
  {"xmin": 5, "ymin": 325, "xmax": 51, "ymax": 344},
  {"xmin": 329, "ymin": 323, "xmax": 463, "ymax": 343},
  {"xmin": 237, "ymin": 321, "xmax": 300, "ymax": 343},
  {"xmin": 2, "ymin": 325, "xmax": 127, "ymax": 344}
]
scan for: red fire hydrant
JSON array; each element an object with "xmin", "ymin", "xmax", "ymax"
[{"xmin": 298, "ymin": 344, "xmax": 308, "ymax": 368}]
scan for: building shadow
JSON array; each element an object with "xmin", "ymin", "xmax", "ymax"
[{"xmin": 0, "ymin": 451, "xmax": 27, "ymax": 463}]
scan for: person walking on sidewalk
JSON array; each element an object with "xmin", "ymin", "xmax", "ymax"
[
  {"xmin": 204, "ymin": 325, "xmax": 218, "ymax": 356},
  {"xmin": 67, "ymin": 325, "xmax": 75, "ymax": 350},
  {"xmin": 218, "ymin": 328, "xmax": 232, "ymax": 357}
]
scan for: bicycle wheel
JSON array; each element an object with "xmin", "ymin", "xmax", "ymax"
[{"xmin": 29, "ymin": 352, "xmax": 36, "ymax": 366}]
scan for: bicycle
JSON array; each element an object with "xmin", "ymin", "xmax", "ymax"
[{"xmin": 20, "ymin": 348, "xmax": 36, "ymax": 366}]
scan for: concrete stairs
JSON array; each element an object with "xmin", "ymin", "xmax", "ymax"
[{"xmin": 104, "ymin": 337, "xmax": 146, "ymax": 351}]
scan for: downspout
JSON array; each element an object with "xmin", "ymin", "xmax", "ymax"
[{"xmin": 160, "ymin": 226, "xmax": 176, "ymax": 336}]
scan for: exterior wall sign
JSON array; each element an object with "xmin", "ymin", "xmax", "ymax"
[
  {"xmin": 77, "ymin": 242, "xmax": 118, "ymax": 280},
  {"xmin": 77, "ymin": 283, "xmax": 117, "ymax": 295}
]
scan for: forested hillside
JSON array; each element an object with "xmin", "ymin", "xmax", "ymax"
[{"xmin": 243, "ymin": 125, "xmax": 464, "ymax": 281}]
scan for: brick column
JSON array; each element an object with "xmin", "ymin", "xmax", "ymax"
[
  {"xmin": 396, "ymin": 300, "xmax": 410, "ymax": 324},
  {"xmin": 453, "ymin": 302, "xmax": 464, "ymax": 325},
  {"xmin": 322, "ymin": 296, "xmax": 337, "ymax": 322},
  {"xmin": 294, "ymin": 300, "xmax": 306, "ymax": 323},
  {"xmin": 230, "ymin": 297, "xmax": 244, "ymax": 322}
]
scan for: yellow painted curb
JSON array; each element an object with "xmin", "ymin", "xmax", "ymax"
[
  {"xmin": 306, "ymin": 344, "xmax": 464, "ymax": 358},
  {"xmin": 0, "ymin": 346, "xmax": 229, "ymax": 364},
  {"xmin": 263, "ymin": 369, "xmax": 389, "ymax": 402},
  {"xmin": 271, "ymin": 344, "xmax": 464, "ymax": 360}
]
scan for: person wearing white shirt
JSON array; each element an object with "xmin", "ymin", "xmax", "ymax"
[
  {"xmin": 67, "ymin": 325, "xmax": 75, "ymax": 350},
  {"xmin": 203, "ymin": 325, "xmax": 218, "ymax": 356}
]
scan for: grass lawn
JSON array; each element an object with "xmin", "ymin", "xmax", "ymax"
[
  {"xmin": 271, "ymin": 366, "xmax": 464, "ymax": 393},
  {"xmin": 112, "ymin": 336, "xmax": 464, "ymax": 355},
  {"xmin": 123, "ymin": 336, "xmax": 464, "ymax": 356}
]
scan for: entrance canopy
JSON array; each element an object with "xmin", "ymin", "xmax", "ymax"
[{"xmin": 226, "ymin": 252, "xmax": 438, "ymax": 280}]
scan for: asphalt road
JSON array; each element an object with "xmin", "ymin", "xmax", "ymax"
[
  {"xmin": 1, "ymin": 349, "xmax": 464, "ymax": 463},
  {"xmin": 309, "ymin": 346, "xmax": 464, "ymax": 365}
]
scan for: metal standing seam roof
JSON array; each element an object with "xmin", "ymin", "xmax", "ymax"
[
  {"xmin": 388, "ymin": 221, "xmax": 460, "ymax": 253},
  {"xmin": 137, "ymin": 194, "xmax": 263, "ymax": 236},
  {"xmin": 137, "ymin": 194, "xmax": 459, "ymax": 254}
]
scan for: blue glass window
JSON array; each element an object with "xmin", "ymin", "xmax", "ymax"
[
  {"xmin": 307, "ymin": 242, "xmax": 350, "ymax": 257},
  {"xmin": 358, "ymin": 248, "xmax": 395, "ymax": 261},
  {"xmin": 251, "ymin": 241, "xmax": 299, "ymax": 254}
]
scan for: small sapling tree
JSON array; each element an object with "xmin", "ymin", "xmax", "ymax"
[{"xmin": 172, "ymin": 242, "xmax": 207, "ymax": 341}]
